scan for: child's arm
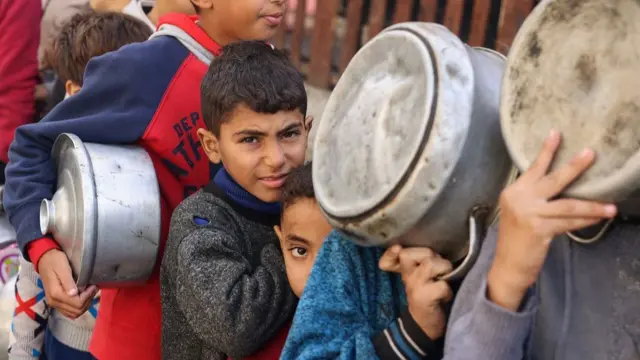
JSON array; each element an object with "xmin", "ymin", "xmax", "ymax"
[
  {"xmin": 173, "ymin": 227, "xmax": 296, "ymax": 359},
  {"xmin": 442, "ymin": 227, "xmax": 538, "ymax": 360},
  {"xmin": 444, "ymin": 132, "xmax": 616, "ymax": 359},
  {"xmin": 9, "ymin": 256, "xmax": 48, "ymax": 360},
  {"xmin": 4, "ymin": 41, "xmax": 185, "ymax": 315}
]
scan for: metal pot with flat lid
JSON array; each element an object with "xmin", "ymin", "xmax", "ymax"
[
  {"xmin": 501, "ymin": 0, "xmax": 640, "ymax": 202},
  {"xmin": 40, "ymin": 133, "xmax": 161, "ymax": 287},
  {"xmin": 313, "ymin": 22, "xmax": 515, "ymax": 280}
]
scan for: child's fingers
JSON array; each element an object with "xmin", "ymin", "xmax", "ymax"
[
  {"xmin": 536, "ymin": 148, "xmax": 596, "ymax": 198},
  {"xmin": 539, "ymin": 199, "xmax": 617, "ymax": 219},
  {"xmin": 520, "ymin": 130, "xmax": 561, "ymax": 182},
  {"xmin": 398, "ymin": 247, "xmax": 437, "ymax": 275},
  {"xmin": 413, "ymin": 255, "xmax": 453, "ymax": 282},
  {"xmin": 378, "ymin": 245, "xmax": 402, "ymax": 272}
]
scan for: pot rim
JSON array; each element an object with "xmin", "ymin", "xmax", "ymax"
[
  {"xmin": 49, "ymin": 133, "xmax": 98, "ymax": 287},
  {"xmin": 314, "ymin": 22, "xmax": 477, "ymax": 244}
]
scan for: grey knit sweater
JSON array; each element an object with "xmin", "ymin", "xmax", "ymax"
[
  {"xmin": 160, "ymin": 183, "xmax": 296, "ymax": 360},
  {"xmin": 444, "ymin": 219, "xmax": 640, "ymax": 360}
]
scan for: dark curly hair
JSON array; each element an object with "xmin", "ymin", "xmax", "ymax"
[{"xmin": 281, "ymin": 162, "xmax": 315, "ymax": 214}]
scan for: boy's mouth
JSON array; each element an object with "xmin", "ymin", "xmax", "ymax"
[
  {"xmin": 262, "ymin": 13, "xmax": 283, "ymax": 26},
  {"xmin": 259, "ymin": 173, "xmax": 288, "ymax": 189}
]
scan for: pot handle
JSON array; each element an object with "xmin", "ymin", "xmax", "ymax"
[{"xmin": 438, "ymin": 206, "xmax": 490, "ymax": 282}]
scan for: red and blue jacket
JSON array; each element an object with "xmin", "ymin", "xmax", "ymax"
[{"xmin": 4, "ymin": 14, "xmax": 221, "ymax": 360}]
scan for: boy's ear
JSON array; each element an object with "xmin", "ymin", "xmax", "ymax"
[
  {"xmin": 274, "ymin": 225, "xmax": 284, "ymax": 243},
  {"xmin": 191, "ymin": 0, "xmax": 213, "ymax": 11},
  {"xmin": 198, "ymin": 128, "xmax": 222, "ymax": 164},
  {"xmin": 304, "ymin": 115, "xmax": 314, "ymax": 133},
  {"xmin": 65, "ymin": 80, "xmax": 81, "ymax": 97}
]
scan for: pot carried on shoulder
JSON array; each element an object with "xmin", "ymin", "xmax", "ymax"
[
  {"xmin": 312, "ymin": 22, "xmax": 516, "ymax": 281},
  {"xmin": 40, "ymin": 133, "xmax": 161, "ymax": 287},
  {"xmin": 501, "ymin": 0, "xmax": 640, "ymax": 243}
]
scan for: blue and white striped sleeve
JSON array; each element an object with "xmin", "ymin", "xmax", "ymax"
[{"xmin": 373, "ymin": 310, "xmax": 443, "ymax": 360}]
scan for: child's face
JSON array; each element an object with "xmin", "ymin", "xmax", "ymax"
[
  {"xmin": 274, "ymin": 198, "xmax": 333, "ymax": 297},
  {"xmin": 199, "ymin": 104, "xmax": 311, "ymax": 202},
  {"xmin": 196, "ymin": 0, "xmax": 286, "ymax": 43}
]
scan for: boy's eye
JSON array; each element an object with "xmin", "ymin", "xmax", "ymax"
[
  {"xmin": 290, "ymin": 247, "xmax": 308, "ymax": 258},
  {"xmin": 241, "ymin": 136, "xmax": 258, "ymax": 144},
  {"xmin": 282, "ymin": 129, "xmax": 301, "ymax": 139}
]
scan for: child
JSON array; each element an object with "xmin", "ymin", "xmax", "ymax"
[
  {"xmin": 444, "ymin": 132, "xmax": 639, "ymax": 360},
  {"xmin": 161, "ymin": 40, "xmax": 311, "ymax": 360},
  {"xmin": 280, "ymin": 167, "xmax": 455, "ymax": 359},
  {"xmin": 274, "ymin": 162, "xmax": 333, "ymax": 299},
  {"xmin": 8, "ymin": 11, "xmax": 152, "ymax": 360},
  {"xmin": 281, "ymin": 230, "xmax": 453, "ymax": 359},
  {"xmin": 3, "ymin": 1, "xmax": 286, "ymax": 359}
]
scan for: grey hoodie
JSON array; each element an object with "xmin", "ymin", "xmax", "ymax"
[{"xmin": 444, "ymin": 220, "xmax": 640, "ymax": 360}]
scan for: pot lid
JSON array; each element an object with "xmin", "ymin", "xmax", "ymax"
[
  {"xmin": 40, "ymin": 134, "xmax": 97, "ymax": 286},
  {"xmin": 313, "ymin": 27, "xmax": 437, "ymax": 218},
  {"xmin": 501, "ymin": 0, "xmax": 640, "ymax": 201}
]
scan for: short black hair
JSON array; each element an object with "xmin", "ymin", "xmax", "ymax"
[
  {"xmin": 201, "ymin": 40, "xmax": 307, "ymax": 136},
  {"xmin": 44, "ymin": 10, "xmax": 152, "ymax": 85},
  {"xmin": 281, "ymin": 162, "xmax": 315, "ymax": 214}
]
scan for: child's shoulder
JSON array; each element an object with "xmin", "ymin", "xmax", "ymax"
[
  {"xmin": 91, "ymin": 36, "xmax": 188, "ymax": 70},
  {"xmin": 172, "ymin": 188, "xmax": 235, "ymax": 226},
  {"xmin": 167, "ymin": 190, "xmax": 242, "ymax": 250}
]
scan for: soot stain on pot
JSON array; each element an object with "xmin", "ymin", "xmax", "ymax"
[
  {"xmin": 603, "ymin": 102, "xmax": 640, "ymax": 159},
  {"xmin": 527, "ymin": 33, "xmax": 542, "ymax": 64},
  {"xmin": 575, "ymin": 54, "xmax": 597, "ymax": 93}
]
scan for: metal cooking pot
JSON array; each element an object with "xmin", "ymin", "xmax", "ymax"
[
  {"xmin": 313, "ymin": 22, "xmax": 515, "ymax": 280},
  {"xmin": 501, "ymin": 0, "xmax": 640, "ymax": 203},
  {"xmin": 40, "ymin": 133, "xmax": 161, "ymax": 287}
]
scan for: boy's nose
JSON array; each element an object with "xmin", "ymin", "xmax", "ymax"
[{"xmin": 264, "ymin": 142, "xmax": 286, "ymax": 168}]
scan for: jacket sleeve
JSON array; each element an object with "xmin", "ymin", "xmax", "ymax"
[
  {"xmin": 443, "ymin": 226, "xmax": 538, "ymax": 360},
  {"xmin": 174, "ymin": 226, "xmax": 297, "ymax": 358},
  {"xmin": 3, "ymin": 45, "xmax": 172, "ymax": 260},
  {"xmin": 0, "ymin": 0, "xmax": 41, "ymax": 167},
  {"xmin": 373, "ymin": 311, "xmax": 444, "ymax": 360}
]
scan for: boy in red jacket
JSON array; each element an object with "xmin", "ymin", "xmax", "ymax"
[{"xmin": 3, "ymin": 1, "xmax": 287, "ymax": 359}]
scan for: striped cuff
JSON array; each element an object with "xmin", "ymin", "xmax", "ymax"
[{"xmin": 373, "ymin": 311, "xmax": 443, "ymax": 360}]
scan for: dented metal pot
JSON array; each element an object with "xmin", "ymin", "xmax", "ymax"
[
  {"xmin": 313, "ymin": 23, "xmax": 515, "ymax": 281},
  {"xmin": 40, "ymin": 133, "xmax": 161, "ymax": 287}
]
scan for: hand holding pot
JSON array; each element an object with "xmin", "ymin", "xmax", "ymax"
[
  {"xmin": 379, "ymin": 245, "xmax": 453, "ymax": 340},
  {"xmin": 487, "ymin": 130, "xmax": 617, "ymax": 311},
  {"xmin": 38, "ymin": 249, "xmax": 98, "ymax": 319}
]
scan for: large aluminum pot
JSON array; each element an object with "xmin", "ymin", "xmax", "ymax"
[
  {"xmin": 40, "ymin": 133, "xmax": 161, "ymax": 287},
  {"xmin": 313, "ymin": 22, "xmax": 515, "ymax": 280},
  {"xmin": 501, "ymin": 0, "xmax": 640, "ymax": 203}
]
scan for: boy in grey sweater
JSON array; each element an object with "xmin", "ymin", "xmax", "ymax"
[
  {"xmin": 160, "ymin": 40, "xmax": 312, "ymax": 360},
  {"xmin": 443, "ymin": 131, "xmax": 640, "ymax": 360}
]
